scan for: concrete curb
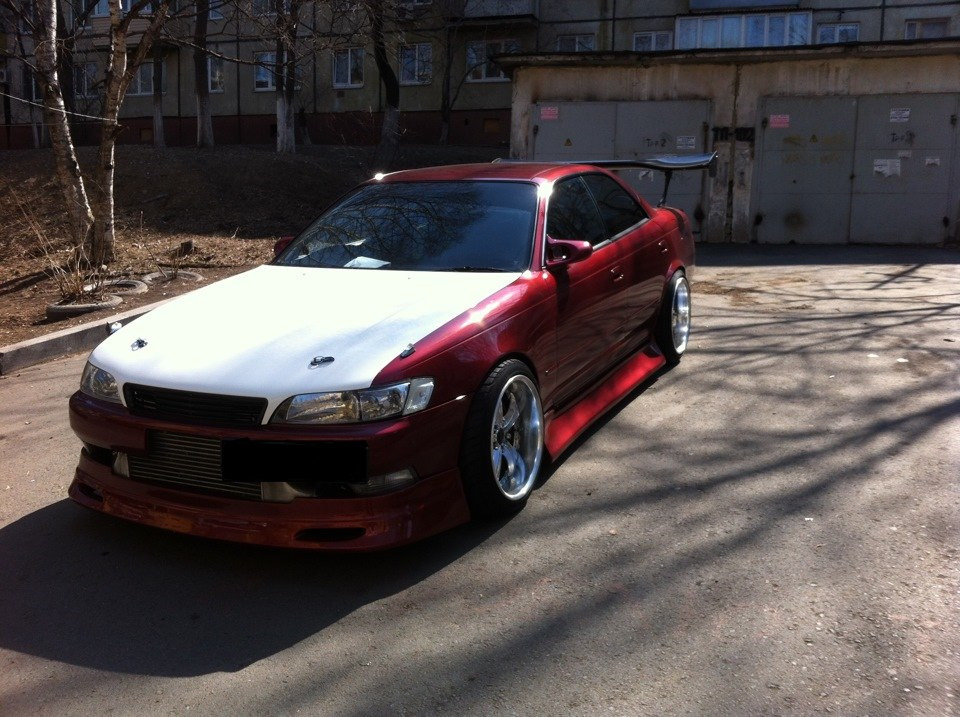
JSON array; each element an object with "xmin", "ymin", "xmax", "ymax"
[{"xmin": 0, "ymin": 298, "xmax": 170, "ymax": 375}]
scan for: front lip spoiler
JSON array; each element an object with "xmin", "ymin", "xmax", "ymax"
[{"xmin": 69, "ymin": 452, "xmax": 470, "ymax": 551}]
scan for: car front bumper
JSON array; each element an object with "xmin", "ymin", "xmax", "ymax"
[{"xmin": 68, "ymin": 391, "xmax": 473, "ymax": 551}]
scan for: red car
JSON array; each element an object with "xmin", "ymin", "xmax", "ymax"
[{"xmin": 69, "ymin": 156, "xmax": 713, "ymax": 550}]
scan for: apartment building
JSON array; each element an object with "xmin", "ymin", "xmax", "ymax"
[
  {"xmin": 2, "ymin": 1, "xmax": 959, "ymax": 244},
  {"xmin": 495, "ymin": 1, "xmax": 960, "ymax": 244},
  {"xmin": 3, "ymin": 0, "xmax": 958, "ymax": 151}
]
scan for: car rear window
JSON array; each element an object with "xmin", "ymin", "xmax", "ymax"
[{"xmin": 277, "ymin": 181, "xmax": 538, "ymax": 272}]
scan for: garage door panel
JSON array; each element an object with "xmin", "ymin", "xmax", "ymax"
[
  {"xmin": 852, "ymin": 151, "xmax": 952, "ymax": 195},
  {"xmin": 756, "ymin": 194, "xmax": 850, "ymax": 244},
  {"xmin": 756, "ymin": 149, "xmax": 856, "ymax": 195},
  {"xmin": 531, "ymin": 102, "xmax": 617, "ymax": 160},
  {"xmin": 755, "ymin": 97, "xmax": 857, "ymax": 244},
  {"xmin": 853, "ymin": 94, "xmax": 958, "ymax": 149},
  {"xmin": 849, "ymin": 194, "xmax": 952, "ymax": 244},
  {"xmin": 851, "ymin": 93, "xmax": 959, "ymax": 244}
]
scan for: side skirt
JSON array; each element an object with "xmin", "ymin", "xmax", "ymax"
[{"xmin": 543, "ymin": 343, "xmax": 666, "ymax": 459}]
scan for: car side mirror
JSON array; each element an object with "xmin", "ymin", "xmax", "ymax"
[
  {"xmin": 546, "ymin": 237, "xmax": 593, "ymax": 269},
  {"xmin": 273, "ymin": 236, "xmax": 294, "ymax": 258}
]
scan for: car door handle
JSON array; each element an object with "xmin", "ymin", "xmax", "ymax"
[
  {"xmin": 610, "ymin": 266, "xmax": 624, "ymax": 282},
  {"xmin": 658, "ymin": 240, "xmax": 669, "ymax": 254}
]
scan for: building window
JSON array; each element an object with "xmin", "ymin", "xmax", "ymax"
[
  {"xmin": 21, "ymin": 66, "xmax": 42, "ymax": 101},
  {"xmin": 252, "ymin": 0, "xmax": 273, "ymax": 16},
  {"xmin": 209, "ymin": 0, "xmax": 223, "ymax": 19},
  {"xmin": 633, "ymin": 31, "xmax": 673, "ymax": 52},
  {"xmin": 676, "ymin": 12, "xmax": 811, "ymax": 49},
  {"xmin": 333, "ymin": 48, "xmax": 364, "ymax": 88},
  {"xmin": 466, "ymin": 39, "xmax": 519, "ymax": 82},
  {"xmin": 254, "ymin": 51, "xmax": 275, "ymax": 91},
  {"xmin": 399, "ymin": 43, "xmax": 432, "ymax": 85},
  {"xmin": 556, "ymin": 34, "xmax": 595, "ymax": 52},
  {"xmin": 816, "ymin": 22, "xmax": 859, "ymax": 44},
  {"xmin": 208, "ymin": 54, "xmax": 224, "ymax": 93},
  {"xmin": 904, "ymin": 19, "xmax": 948, "ymax": 40},
  {"xmin": 92, "ymin": 0, "xmax": 131, "ymax": 16},
  {"xmin": 127, "ymin": 62, "xmax": 162, "ymax": 95},
  {"xmin": 73, "ymin": 61, "xmax": 97, "ymax": 97}
]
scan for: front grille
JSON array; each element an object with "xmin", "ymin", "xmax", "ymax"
[
  {"xmin": 128, "ymin": 431, "xmax": 262, "ymax": 499},
  {"xmin": 124, "ymin": 384, "xmax": 267, "ymax": 428},
  {"xmin": 126, "ymin": 431, "xmax": 369, "ymax": 500}
]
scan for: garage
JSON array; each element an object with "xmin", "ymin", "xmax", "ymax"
[
  {"xmin": 754, "ymin": 93, "xmax": 960, "ymax": 244},
  {"xmin": 502, "ymin": 41, "xmax": 960, "ymax": 244}
]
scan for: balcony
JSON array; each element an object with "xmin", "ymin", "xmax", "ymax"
[{"xmin": 444, "ymin": 0, "xmax": 539, "ymax": 24}]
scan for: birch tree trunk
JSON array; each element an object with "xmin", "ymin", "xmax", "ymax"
[
  {"xmin": 273, "ymin": 1, "xmax": 298, "ymax": 155},
  {"xmin": 91, "ymin": 0, "xmax": 131, "ymax": 265},
  {"xmin": 33, "ymin": 0, "xmax": 94, "ymax": 253},
  {"xmin": 89, "ymin": 0, "xmax": 171, "ymax": 264}
]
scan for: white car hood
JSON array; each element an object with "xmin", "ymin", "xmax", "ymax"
[{"xmin": 90, "ymin": 265, "xmax": 520, "ymax": 417}]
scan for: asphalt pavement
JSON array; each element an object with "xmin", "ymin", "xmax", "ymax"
[{"xmin": 0, "ymin": 244, "xmax": 957, "ymax": 716}]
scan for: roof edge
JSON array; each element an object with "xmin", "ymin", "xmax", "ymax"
[{"xmin": 493, "ymin": 38, "xmax": 960, "ymax": 74}]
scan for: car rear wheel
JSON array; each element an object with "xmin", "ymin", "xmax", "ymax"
[
  {"xmin": 460, "ymin": 360, "xmax": 544, "ymax": 519},
  {"xmin": 657, "ymin": 271, "xmax": 691, "ymax": 366}
]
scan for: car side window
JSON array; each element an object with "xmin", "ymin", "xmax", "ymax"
[
  {"xmin": 582, "ymin": 173, "xmax": 648, "ymax": 238},
  {"xmin": 546, "ymin": 177, "xmax": 607, "ymax": 247}
]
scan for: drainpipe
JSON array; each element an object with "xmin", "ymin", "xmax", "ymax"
[
  {"xmin": 235, "ymin": 21, "xmax": 241, "ymax": 143},
  {"xmin": 611, "ymin": 0, "xmax": 617, "ymax": 51},
  {"xmin": 879, "ymin": 0, "xmax": 887, "ymax": 40},
  {"xmin": 176, "ymin": 46, "xmax": 182, "ymax": 144}
]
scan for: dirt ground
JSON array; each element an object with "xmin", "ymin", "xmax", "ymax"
[{"xmin": 0, "ymin": 143, "xmax": 500, "ymax": 346}]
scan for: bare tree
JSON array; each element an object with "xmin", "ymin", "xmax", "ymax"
[
  {"xmin": 2, "ymin": 0, "xmax": 178, "ymax": 264},
  {"xmin": 272, "ymin": 0, "xmax": 301, "ymax": 153},
  {"xmin": 437, "ymin": 3, "xmax": 518, "ymax": 145},
  {"xmin": 93, "ymin": 0, "xmax": 173, "ymax": 263},
  {"xmin": 365, "ymin": 0, "xmax": 398, "ymax": 170},
  {"xmin": 2, "ymin": 0, "xmax": 95, "ymax": 251},
  {"xmin": 192, "ymin": 0, "xmax": 213, "ymax": 146}
]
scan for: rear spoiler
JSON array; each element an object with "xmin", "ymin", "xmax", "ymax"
[{"xmin": 494, "ymin": 152, "xmax": 717, "ymax": 207}]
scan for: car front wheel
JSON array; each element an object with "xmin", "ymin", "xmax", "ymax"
[{"xmin": 460, "ymin": 359, "xmax": 544, "ymax": 519}]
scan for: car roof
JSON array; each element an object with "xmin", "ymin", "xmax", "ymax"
[{"xmin": 375, "ymin": 162, "xmax": 600, "ymax": 184}]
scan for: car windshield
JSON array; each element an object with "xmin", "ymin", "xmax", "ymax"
[{"xmin": 276, "ymin": 180, "xmax": 538, "ymax": 272}]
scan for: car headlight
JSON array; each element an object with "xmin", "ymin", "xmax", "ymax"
[
  {"xmin": 80, "ymin": 362, "xmax": 122, "ymax": 403},
  {"xmin": 272, "ymin": 378, "xmax": 434, "ymax": 424}
]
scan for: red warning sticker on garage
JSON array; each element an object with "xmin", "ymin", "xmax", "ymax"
[
  {"xmin": 769, "ymin": 114, "xmax": 790, "ymax": 129},
  {"xmin": 540, "ymin": 106, "xmax": 560, "ymax": 121}
]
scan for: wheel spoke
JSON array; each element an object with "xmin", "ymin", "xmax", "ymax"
[
  {"xmin": 491, "ymin": 444, "xmax": 504, "ymax": 479},
  {"xmin": 500, "ymin": 443, "xmax": 524, "ymax": 493},
  {"xmin": 493, "ymin": 399, "xmax": 505, "ymax": 430},
  {"xmin": 500, "ymin": 392, "xmax": 521, "ymax": 430}
]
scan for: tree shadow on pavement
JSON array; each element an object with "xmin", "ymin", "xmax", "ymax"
[
  {"xmin": 0, "ymin": 247, "xmax": 957, "ymax": 715},
  {"xmin": 0, "ymin": 501, "xmax": 511, "ymax": 677}
]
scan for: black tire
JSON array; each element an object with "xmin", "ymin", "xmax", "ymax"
[
  {"xmin": 656, "ymin": 271, "xmax": 691, "ymax": 366},
  {"xmin": 460, "ymin": 359, "xmax": 545, "ymax": 520}
]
